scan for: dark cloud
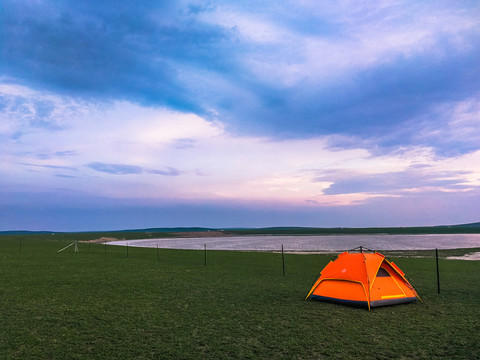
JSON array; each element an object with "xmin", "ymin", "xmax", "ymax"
[
  {"xmin": 1, "ymin": 0, "xmax": 235, "ymax": 112},
  {"xmin": 229, "ymin": 45, "xmax": 480, "ymax": 148},
  {"xmin": 2, "ymin": 0, "xmax": 479, "ymax": 156}
]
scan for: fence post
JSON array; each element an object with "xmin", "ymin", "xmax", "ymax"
[
  {"xmin": 282, "ymin": 244, "xmax": 285, "ymax": 275},
  {"xmin": 204, "ymin": 244, "xmax": 207, "ymax": 266},
  {"xmin": 436, "ymin": 248, "xmax": 440, "ymax": 294}
]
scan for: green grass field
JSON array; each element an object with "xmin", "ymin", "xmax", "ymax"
[{"xmin": 1, "ymin": 235, "xmax": 479, "ymax": 359}]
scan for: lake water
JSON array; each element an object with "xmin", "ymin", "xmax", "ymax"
[{"xmin": 108, "ymin": 234, "xmax": 480, "ymax": 252}]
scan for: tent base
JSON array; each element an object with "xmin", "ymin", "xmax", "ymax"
[
  {"xmin": 310, "ymin": 295, "xmax": 417, "ymax": 309},
  {"xmin": 310, "ymin": 295, "xmax": 368, "ymax": 308},
  {"xmin": 370, "ymin": 297, "xmax": 417, "ymax": 307}
]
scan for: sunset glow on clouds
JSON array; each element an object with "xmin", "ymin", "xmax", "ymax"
[{"xmin": 1, "ymin": 1, "xmax": 480, "ymax": 230}]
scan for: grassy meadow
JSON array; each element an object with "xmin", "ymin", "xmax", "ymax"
[{"xmin": 1, "ymin": 234, "xmax": 479, "ymax": 359}]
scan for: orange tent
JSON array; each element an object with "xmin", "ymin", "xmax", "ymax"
[{"xmin": 305, "ymin": 247, "xmax": 421, "ymax": 310}]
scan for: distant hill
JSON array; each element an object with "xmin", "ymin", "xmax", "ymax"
[
  {"xmin": 115, "ymin": 227, "xmax": 218, "ymax": 233},
  {"xmin": 0, "ymin": 230, "xmax": 56, "ymax": 235},
  {"xmin": 0, "ymin": 227, "xmax": 218, "ymax": 235},
  {"xmin": 446, "ymin": 222, "xmax": 480, "ymax": 228}
]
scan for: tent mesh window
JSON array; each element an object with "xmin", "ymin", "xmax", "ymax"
[{"xmin": 376, "ymin": 267, "xmax": 391, "ymax": 277}]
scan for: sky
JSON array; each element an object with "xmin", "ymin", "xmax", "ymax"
[{"xmin": 1, "ymin": 1, "xmax": 480, "ymax": 231}]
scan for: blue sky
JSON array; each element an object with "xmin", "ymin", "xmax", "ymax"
[{"xmin": 1, "ymin": 1, "xmax": 480, "ymax": 231}]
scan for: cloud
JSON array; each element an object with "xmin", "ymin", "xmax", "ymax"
[
  {"xmin": 2, "ymin": 0, "xmax": 479, "ymax": 150},
  {"xmin": 148, "ymin": 167, "xmax": 182, "ymax": 176},
  {"xmin": 224, "ymin": 42, "xmax": 480, "ymax": 147},
  {"xmin": 198, "ymin": 2, "xmax": 480, "ymax": 152},
  {"xmin": 20, "ymin": 162, "xmax": 77, "ymax": 171},
  {"xmin": 87, "ymin": 162, "xmax": 182, "ymax": 176},
  {"xmin": 55, "ymin": 174, "xmax": 78, "ymax": 179},
  {"xmin": 3, "ymin": 92, "xmax": 479, "ymax": 206},
  {"xmin": 408, "ymin": 96, "xmax": 480, "ymax": 156},
  {"xmin": 0, "ymin": 82, "xmax": 89, "ymax": 138},
  {"xmin": 87, "ymin": 162, "xmax": 143, "ymax": 175},
  {"xmin": 1, "ymin": 0, "xmax": 235, "ymax": 112},
  {"xmin": 55, "ymin": 150, "xmax": 77, "ymax": 157},
  {"xmin": 322, "ymin": 169, "xmax": 471, "ymax": 196}
]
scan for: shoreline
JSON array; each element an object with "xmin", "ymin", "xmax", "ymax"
[{"xmin": 104, "ymin": 237, "xmax": 480, "ymax": 260}]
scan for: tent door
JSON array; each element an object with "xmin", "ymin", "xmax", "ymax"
[{"xmin": 370, "ymin": 266, "xmax": 406, "ymax": 301}]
